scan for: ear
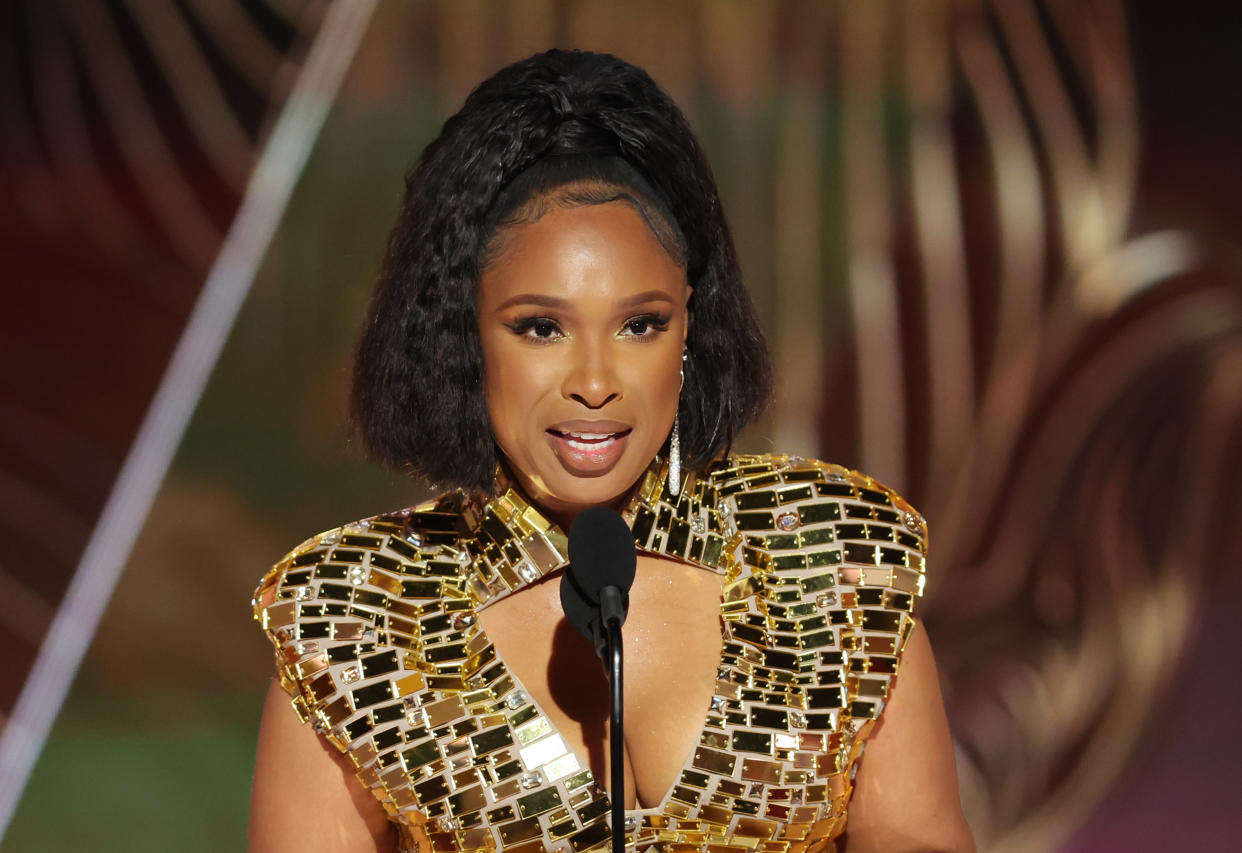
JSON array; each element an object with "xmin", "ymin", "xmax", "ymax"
[{"xmin": 682, "ymin": 285, "xmax": 693, "ymax": 344}]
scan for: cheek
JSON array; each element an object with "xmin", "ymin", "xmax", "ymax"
[
  {"xmin": 481, "ymin": 344, "xmax": 555, "ymax": 450},
  {"xmin": 480, "ymin": 338, "xmax": 519, "ymax": 445},
  {"xmin": 653, "ymin": 362, "xmax": 680, "ymax": 404},
  {"xmin": 629, "ymin": 351, "xmax": 685, "ymax": 422},
  {"xmin": 487, "ymin": 350, "xmax": 542, "ymax": 402}
]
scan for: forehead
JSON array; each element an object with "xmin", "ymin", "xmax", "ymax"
[{"xmin": 478, "ymin": 202, "xmax": 687, "ymax": 303}]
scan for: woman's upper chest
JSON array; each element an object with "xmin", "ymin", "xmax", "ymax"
[{"xmin": 475, "ymin": 554, "xmax": 724, "ymax": 808}]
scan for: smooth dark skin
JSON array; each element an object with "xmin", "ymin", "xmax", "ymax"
[
  {"xmin": 249, "ymin": 202, "xmax": 975, "ymax": 852},
  {"xmin": 476, "ymin": 202, "xmax": 689, "ymax": 531}
]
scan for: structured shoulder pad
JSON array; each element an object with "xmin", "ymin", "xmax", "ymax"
[
  {"xmin": 707, "ymin": 453, "xmax": 928, "ymax": 719},
  {"xmin": 252, "ymin": 500, "xmax": 472, "ymax": 754}
]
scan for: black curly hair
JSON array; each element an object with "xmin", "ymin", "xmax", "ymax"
[{"xmin": 352, "ymin": 49, "xmax": 773, "ymax": 493}]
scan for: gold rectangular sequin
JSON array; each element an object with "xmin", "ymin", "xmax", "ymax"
[{"xmin": 254, "ymin": 454, "xmax": 926, "ymax": 853}]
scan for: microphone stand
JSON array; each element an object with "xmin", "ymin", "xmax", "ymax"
[{"xmin": 595, "ymin": 586, "xmax": 627, "ymax": 852}]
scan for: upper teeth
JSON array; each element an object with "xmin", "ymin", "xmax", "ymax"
[{"xmin": 567, "ymin": 432, "xmax": 611, "ymax": 440}]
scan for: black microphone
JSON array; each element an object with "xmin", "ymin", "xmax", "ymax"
[
  {"xmin": 560, "ymin": 506, "xmax": 637, "ymax": 657},
  {"xmin": 560, "ymin": 506, "xmax": 635, "ymax": 850}
]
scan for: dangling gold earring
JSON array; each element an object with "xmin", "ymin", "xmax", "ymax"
[{"xmin": 669, "ymin": 352, "xmax": 686, "ymax": 497}]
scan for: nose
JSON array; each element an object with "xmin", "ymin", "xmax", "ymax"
[{"xmin": 562, "ymin": 338, "xmax": 620, "ymax": 409}]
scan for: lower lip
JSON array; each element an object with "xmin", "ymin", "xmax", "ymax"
[{"xmin": 547, "ymin": 430, "xmax": 631, "ymax": 475}]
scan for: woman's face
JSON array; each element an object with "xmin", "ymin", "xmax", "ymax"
[{"xmin": 477, "ymin": 200, "xmax": 690, "ymax": 526}]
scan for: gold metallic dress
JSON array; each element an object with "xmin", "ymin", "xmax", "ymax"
[{"xmin": 254, "ymin": 454, "xmax": 927, "ymax": 852}]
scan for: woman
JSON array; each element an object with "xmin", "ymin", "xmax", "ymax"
[{"xmin": 250, "ymin": 50, "xmax": 973, "ymax": 853}]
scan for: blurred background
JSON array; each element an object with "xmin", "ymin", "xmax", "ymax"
[{"xmin": 1, "ymin": 1, "xmax": 1239, "ymax": 850}]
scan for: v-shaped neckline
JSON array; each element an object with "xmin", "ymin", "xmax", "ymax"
[
  {"xmin": 460, "ymin": 458, "xmax": 734, "ymax": 815},
  {"xmin": 471, "ymin": 556, "xmax": 732, "ymax": 816}
]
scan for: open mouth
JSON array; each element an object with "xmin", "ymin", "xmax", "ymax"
[
  {"xmin": 548, "ymin": 429, "xmax": 632, "ymax": 451},
  {"xmin": 545, "ymin": 423, "xmax": 634, "ymax": 474}
]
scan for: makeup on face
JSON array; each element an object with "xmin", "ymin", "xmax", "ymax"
[{"xmin": 477, "ymin": 199, "xmax": 690, "ymax": 528}]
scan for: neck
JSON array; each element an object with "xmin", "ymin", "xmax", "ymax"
[{"xmin": 493, "ymin": 458, "xmax": 660, "ymax": 534}]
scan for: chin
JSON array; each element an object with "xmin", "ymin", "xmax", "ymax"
[
  {"xmin": 501, "ymin": 433, "xmax": 662, "ymax": 519},
  {"xmin": 542, "ymin": 473, "xmax": 633, "ymax": 511},
  {"xmin": 534, "ymin": 457, "xmax": 651, "ymax": 513}
]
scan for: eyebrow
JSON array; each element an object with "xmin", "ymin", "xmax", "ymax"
[{"xmin": 494, "ymin": 289, "xmax": 678, "ymax": 312}]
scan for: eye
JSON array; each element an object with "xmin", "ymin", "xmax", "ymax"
[
  {"xmin": 506, "ymin": 316, "xmax": 564, "ymax": 342},
  {"xmin": 622, "ymin": 313, "xmax": 671, "ymax": 338},
  {"xmin": 528, "ymin": 318, "xmax": 559, "ymax": 339}
]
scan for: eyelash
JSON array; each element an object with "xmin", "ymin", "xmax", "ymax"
[
  {"xmin": 505, "ymin": 317, "xmax": 562, "ymax": 342},
  {"xmin": 623, "ymin": 313, "xmax": 672, "ymax": 337},
  {"xmin": 504, "ymin": 313, "xmax": 672, "ymax": 344}
]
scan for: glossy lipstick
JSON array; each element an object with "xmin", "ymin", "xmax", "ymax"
[{"xmin": 546, "ymin": 420, "xmax": 632, "ymax": 475}]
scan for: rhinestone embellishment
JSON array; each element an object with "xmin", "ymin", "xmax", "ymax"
[{"xmin": 256, "ymin": 453, "xmax": 925, "ymax": 853}]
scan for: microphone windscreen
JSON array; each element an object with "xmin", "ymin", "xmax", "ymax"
[
  {"xmin": 567, "ymin": 506, "xmax": 637, "ymax": 599},
  {"xmin": 559, "ymin": 574, "xmax": 597, "ymax": 643}
]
